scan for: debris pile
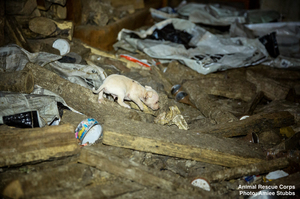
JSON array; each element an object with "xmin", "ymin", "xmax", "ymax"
[{"xmin": 0, "ymin": 0, "xmax": 300, "ymax": 198}]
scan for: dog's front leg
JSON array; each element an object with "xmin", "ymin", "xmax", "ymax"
[
  {"xmin": 131, "ymin": 97, "xmax": 144, "ymax": 111},
  {"xmin": 117, "ymin": 94, "xmax": 131, "ymax": 109}
]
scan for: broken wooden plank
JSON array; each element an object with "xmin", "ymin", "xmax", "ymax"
[
  {"xmin": 78, "ymin": 146, "xmax": 206, "ymax": 196},
  {"xmin": 26, "ymin": 62, "xmax": 154, "ymax": 124},
  {"xmin": 194, "ymin": 111, "xmax": 294, "ymax": 138},
  {"xmin": 1, "ymin": 164, "xmax": 92, "ymax": 199},
  {"xmin": 184, "ymin": 77, "xmax": 256, "ymax": 102},
  {"xmin": 5, "ymin": 16, "xmax": 32, "ymax": 51},
  {"xmin": 246, "ymin": 70, "xmax": 291, "ymax": 100},
  {"xmin": 244, "ymin": 91, "xmax": 264, "ymax": 115},
  {"xmin": 183, "ymin": 80, "xmax": 238, "ymax": 124},
  {"xmin": 102, "ymin": 118, "xmax": 265, "ymax": 167},
  {"xmin": 200, "ymin": 157, "xmax": 289, "ymax": 183},
  {"xmin": 0, "ymin": 67, "xmax": 34, "ymax": 94},
  {"xmin": 0, "ymin": 124, "xmax": 79, "ymax": 167}
]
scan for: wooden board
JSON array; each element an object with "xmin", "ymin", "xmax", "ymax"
[
  {"xmin": 26, "ymin": 62, "xmax": 154, "ymax": 124},
  {"xmin": 78, "ymin": 146, "xmax": 209, "ymax": 197},
  {"xmin": 102, "ymin": 118, "xmax": 266, "ymax": 167},
  {"xmin": 193, "ymin": 111, "xmax": 295, "ymax": 138},
  {"xmin": 1, "ymin": 164, "xmax": 92, "ymax": 198},
  {"xmin": 0, "ymin": 124, "xmax": 79, "ymax": 167},
  {"xmin": 73, "ymin": 1, "xmax": 162, "ymax": 51}
]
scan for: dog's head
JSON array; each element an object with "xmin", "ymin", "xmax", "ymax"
[{"xmin": 144, "ymin": 86, "xmax": 159, "ymax": 110}]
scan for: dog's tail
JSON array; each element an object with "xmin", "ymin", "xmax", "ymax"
[{"xmin": 92, "ymin": 85, "xmax": 104, "ymax": 94}]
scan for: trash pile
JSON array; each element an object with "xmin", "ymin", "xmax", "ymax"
[{"xmin": 0, "ymin": 0, "xmax": 300, "ymax": 198}]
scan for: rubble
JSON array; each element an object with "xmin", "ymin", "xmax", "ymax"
[{"xmin": 0, "ymin": 0, "xmax": 300, "ymax": 198}]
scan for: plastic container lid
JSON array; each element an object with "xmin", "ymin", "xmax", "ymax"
[
  {"xmin": 52, "ymin": 39, "xmax": 70, "ymax": 56},
  {"xmin": 191, "ymin": 178, "xmax": 211, "ymax": 191}
]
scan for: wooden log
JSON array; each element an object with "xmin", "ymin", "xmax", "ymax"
[
  {"xmin": 0, "ymin": 67, "xmax": 34, "ymax": 94},
  {"xmin": 28, "ymin": 17, "xmax": 74, "ymax": 41},
  {"xmin": 0, "ymin": 124, "xmax": 79, "ymax": 167},
  {"xmin": 200, "ymin": 157, "xmax": 289, "ymax": 183},
  {"xmin": 249, "ymin": 65, "xmax": 300, "ymax": 81},
  {"xmin": 193, "ymin": 111, "xmax": 295, "ymax": 138},
  {"xmin": 183, "ymin": 80, "xmax": 238, "ymax": 124},
  {"xmin": 102, "ymin": 117, "xmax": 265, "ymax": 167},
  {"xmin": 26, "ymin": 62, "xmax": 154, "ymax": 124},
  {"xmin": 78, "ymin": 146, "xmax": 208, "ymax": 196},
  {"xmin": 184, "ymin": 77, "xmax": 256, "ymax": 102},
  {"xmin": 1, "ymin": 164, "xmax": 93, "ymax": 199},
  {"xmin": 40, "ymin": 4, "xmax": 67, "ymax": 20},
  {"xmin": 246, "ymin": 70, "xmax": 291, "ymax": 100}
]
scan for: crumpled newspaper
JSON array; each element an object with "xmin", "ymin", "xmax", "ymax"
[{"xmin": 154, "ymin": 106, "xmax": 188, "ymax": 130}]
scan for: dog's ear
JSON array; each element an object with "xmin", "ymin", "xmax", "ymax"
[
  {"xmin": 145, "ymin": 86, "xmax": 152, "ymax": 90},
  {"xmin": 145, "ymin": 91, "xmax": 153, "ymax": 100}
]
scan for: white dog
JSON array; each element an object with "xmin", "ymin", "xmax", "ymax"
[{"xmin": 93, "ymin": 74, "xmax": 159, "ymax": 111}]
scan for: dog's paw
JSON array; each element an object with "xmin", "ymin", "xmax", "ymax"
[
  {"xmin": 98, "ymin": 99, "xmax": 105, "ymax": 104},
  {"xmin": 124, "ymin": 104, "xmax": 131, "ymax": 109}
]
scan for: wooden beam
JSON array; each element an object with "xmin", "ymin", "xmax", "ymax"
[
  {"xmin": 102, "ymin": 118, "xmax": 265, "ymax": 167},
  {"xmin": 0, "ymin": 124, "xmax": 79, "ymax": 167},
  {"xmin": 26, "ymin": 62, "xmax": 154, "ymax": 124},
  {"xmin": 73, "ymin": 1, "xmax": 162, "ymax": 51},
  {"xmin": 200, "ymin": 157, "xmax": 289, "ymax": 183},
  {"xmin": 183, "ymin": 80, "xmax": 238, "ymax": 124},
  {"xmin": 78, "ymin": 146, "xmax": 208, "ymax": 196},
  {"xmin": 1, "ymin": 164, "xmax": 93, "ymax": 198},
  {"xmin": 184, "ymin": 77, "xmax": 256, "ymax": 102},
  {"xmin": 246, "ymin": 70, "xmax": 291, "ymax": 100},
  {"xmin": 194, "ymin": 111, "xmax": 295, "ymax": 138},
  {"xmin": 0, "ymin": 67, "xmax": 34, "ymax": 94}
]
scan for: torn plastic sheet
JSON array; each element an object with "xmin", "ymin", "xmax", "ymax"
[
  {"xmin": 115, "ymin": 18, "xmax": 268, "ymax": 75},
  {"xmin": 0, "ymin": 44, "xmax": 105, "ymax": 90},
  {"xmin": 246, "ymin": 22, "xmax": 300, "ymax": 58},
  {"xmin": 177, "ymin": 3, "xmax": 245, "ymax": 26},
  {"xmin": 262, "ymin": 55, "xmax": 300, "ymax": 69}
]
